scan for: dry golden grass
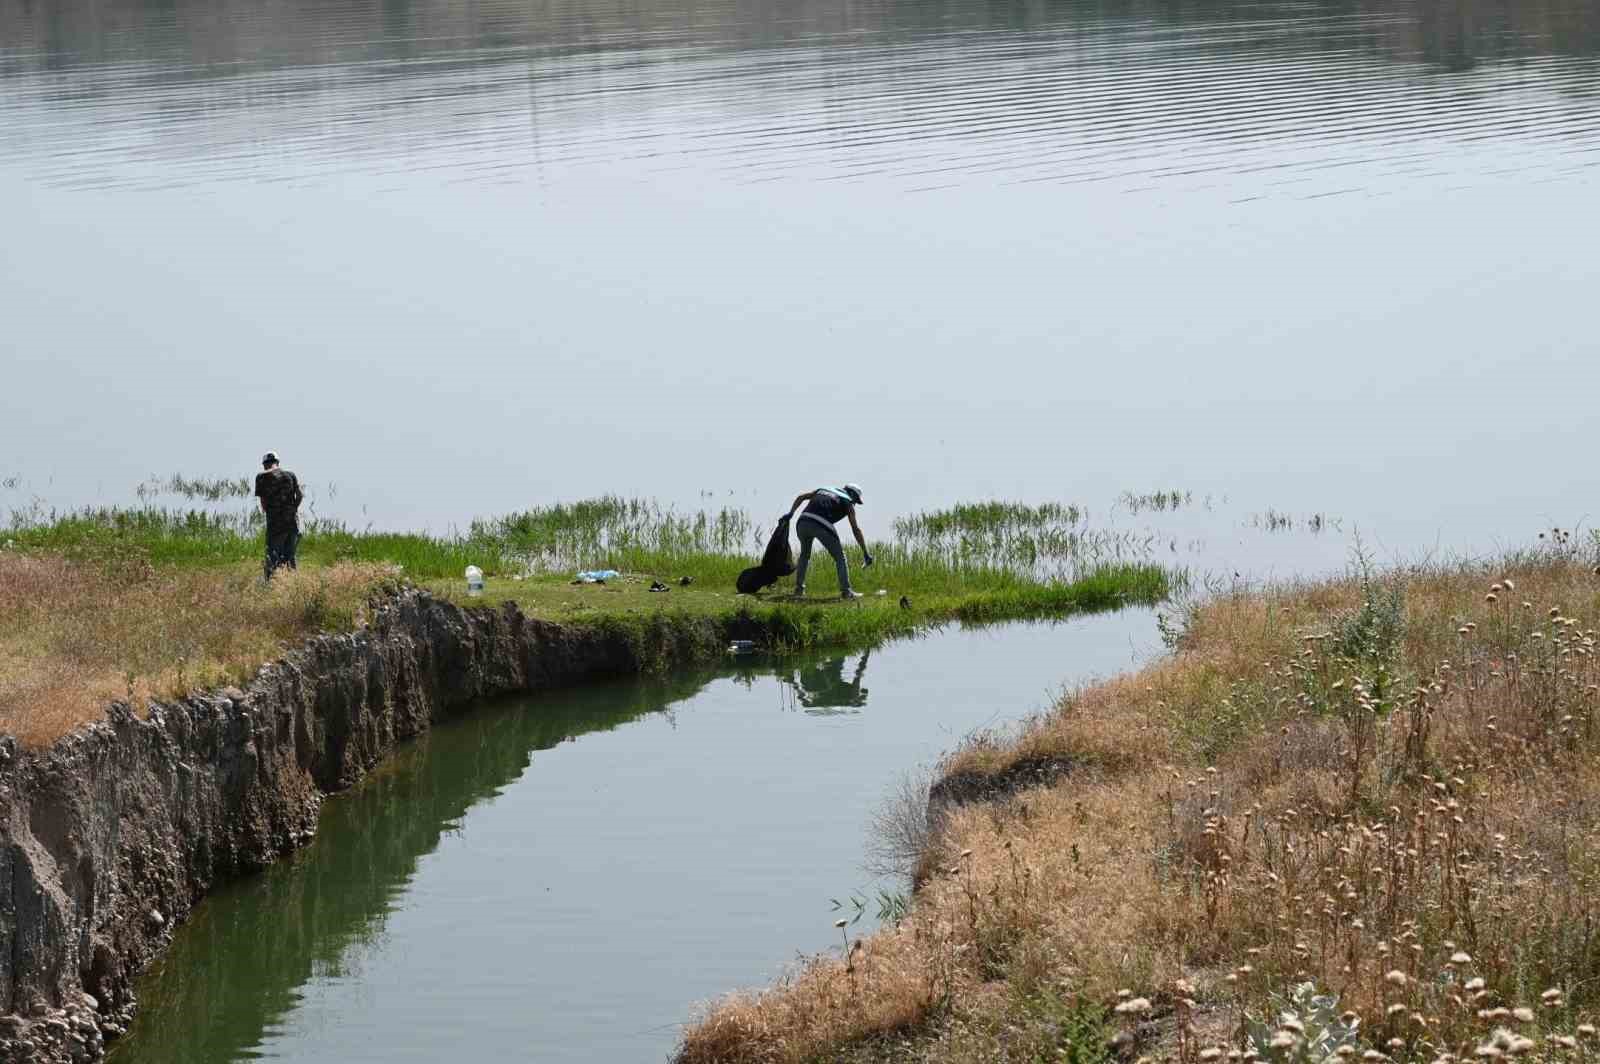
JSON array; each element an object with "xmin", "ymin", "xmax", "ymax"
[
  {"xmin": 0, "ymin": 552, "xmax": 396, "ymax": 747},
  {"xmin": 678, "ymin": 547, "xmax": 1600, "ymax": 1064}
]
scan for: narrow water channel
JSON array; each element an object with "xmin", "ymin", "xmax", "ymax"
[{"xmin": 109, "ymin": 611, "xmax": 1158, "ymax": 1063}]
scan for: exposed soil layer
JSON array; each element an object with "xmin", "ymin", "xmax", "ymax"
[{"xmin": 0, "ymin": 591, "xmax": 724, "ymax": 1063}]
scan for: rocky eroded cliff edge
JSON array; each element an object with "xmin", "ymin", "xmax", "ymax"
[{"xmin": 0, "ymin": 591, "xmax": 722, "ymax": 1062}]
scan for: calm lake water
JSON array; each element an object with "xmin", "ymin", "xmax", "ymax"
[
  {"xmin": 108, "ymin": 614, "xmax": 1158, "ymax": 1063},
  {"xmin": 2, "ymin": 0, "xmax": 1598, "ymax": 562}
]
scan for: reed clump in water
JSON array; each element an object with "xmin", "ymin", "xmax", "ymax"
[
  {"xmin": 676, "ymin": 534, "xmax": 1600, "ymax": 1064},
  {"xmin": 892, "ymin": 499, "xmax": 1170, "ymax": 575}
]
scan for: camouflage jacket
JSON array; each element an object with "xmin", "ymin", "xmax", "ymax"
[{"xmin": 254, "ymin": 468, "xmax": 303, "ymax": 533}]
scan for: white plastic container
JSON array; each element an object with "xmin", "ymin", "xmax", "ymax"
[{"xmin": 465, "ymin": 565, "xmax": 485, "ymax": 596}]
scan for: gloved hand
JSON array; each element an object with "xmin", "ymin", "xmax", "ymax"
[{"xmin": 863, "ymin": 552, "xmax": 875, "ymax": 568}]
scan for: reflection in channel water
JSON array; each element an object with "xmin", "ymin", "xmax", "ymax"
[
  {"xmin": 112, "ymin": 614, "xmax": 1160, "ymax": 1063},
  {"xmin": 784, "ymin": 649, "xmax": 871, "ymax": 715},
  {"xmin": 109, "ymin": 667, "xmax": 716, "ymax": 1064}
]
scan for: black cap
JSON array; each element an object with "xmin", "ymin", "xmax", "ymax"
[{"xmin": 262, "ymin": 452, "xmax": 279, "ymax": 467}]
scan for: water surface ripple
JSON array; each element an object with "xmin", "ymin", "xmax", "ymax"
[{"xmin": 4, "ymin": 0, "xmax": 1599, "ymax": 194}]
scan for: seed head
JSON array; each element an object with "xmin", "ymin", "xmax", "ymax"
[
  {"xmin": 1451, "ymin": 952, "xmax": 1473, "ymax": 965},
  {"xmin": 1114, "ymin": 997, "xmax": 1152, "ymax": 1015},
  {"xmin": 1201, "ymin": 1050, "xmax": 1223, "ymax": 1061},
  {"xmin": 1386, "ymin": 970, "xmax": 1409, "ymax": 987},
  {"xmin": 1513, "ymin": 1008, "xmax": 1536, "ymax": 1023},
  {"xmin": 1541, "ymin": 988, "xmax": 1564, "ymax": 1003}
]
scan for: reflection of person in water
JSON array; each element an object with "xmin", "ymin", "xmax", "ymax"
[{"xmin": 789, "ymin": 649, "xmax": 871, "ymax": 715}]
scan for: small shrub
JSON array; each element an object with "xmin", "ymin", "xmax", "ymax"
[{"xmin": 1244, "ymin": 982, "xmax": 1363, "ymax": 1064}]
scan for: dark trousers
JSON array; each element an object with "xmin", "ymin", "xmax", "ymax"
[{"xmin": 265, "ymin": 529, "xmax": 300, "ymax": 580}]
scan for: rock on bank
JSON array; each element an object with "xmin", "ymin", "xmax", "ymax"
[{"xmin": 0, "ymin": 591, "xmax": 722, "ymax": 1063}]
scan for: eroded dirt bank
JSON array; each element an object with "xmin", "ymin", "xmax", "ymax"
[{"xmin": 0, "ymin": 591, "xmax": 723, "ymax": 1063}]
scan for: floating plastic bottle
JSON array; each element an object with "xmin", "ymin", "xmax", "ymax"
[{"xmin": 465, "ymin": 565, "xmax": 485, "ymax": 596}]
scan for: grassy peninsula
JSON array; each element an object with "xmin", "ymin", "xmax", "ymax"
[
  {"xmin": 0, "ymin": 490, "xmax": 1169, "ymax": 747},
  {"xmin": 677, "ymin": 533, "xmax": 1600, "ymax": 1064}
]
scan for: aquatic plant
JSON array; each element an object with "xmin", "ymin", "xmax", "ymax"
[
  {"xmin": 1251, "ymin": 509, "xmax": 1340, "ymax": 533},
  {"xmin": 1119, "ymin": 489, "xmax": 1193, "ymax": 513},
  {"xmin": 892, "ymin": 499, "xmax": 1171, "ymax": 579},
  {"xmin": 136, "ymin": 473, "xmax": 253, "ymax": 502}
]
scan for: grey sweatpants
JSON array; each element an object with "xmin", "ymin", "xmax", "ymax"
[{"xmin": 795, "ymin": 516, "xmax": 851, "ymax": 594}]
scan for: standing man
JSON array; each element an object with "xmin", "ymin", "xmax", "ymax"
[
  {"xmin": 254, "ymin": 451, "xmax": 303, "ymax": 580},
  {"xmin": 788, "ymin": 483, "xmax": 872, "ymax": 600}
]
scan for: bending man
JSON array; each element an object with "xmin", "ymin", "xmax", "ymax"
[{"xmin": 788, "ymin": 483, "xmax": 872, "ymax": 600}]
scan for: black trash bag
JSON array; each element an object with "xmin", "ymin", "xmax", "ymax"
[{"xmin": 736, "ymin": 514, "xmax": 796, "ymax": 594}]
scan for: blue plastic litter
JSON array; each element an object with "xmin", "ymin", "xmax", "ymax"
[{"xmin": 575, "ymin": 570, "xmax": 620, "ymax": 583}]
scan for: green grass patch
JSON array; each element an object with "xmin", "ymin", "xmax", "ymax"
[{"xmin": 3, "ymin": 495, "xmax": 1174, "ymax": 732}]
